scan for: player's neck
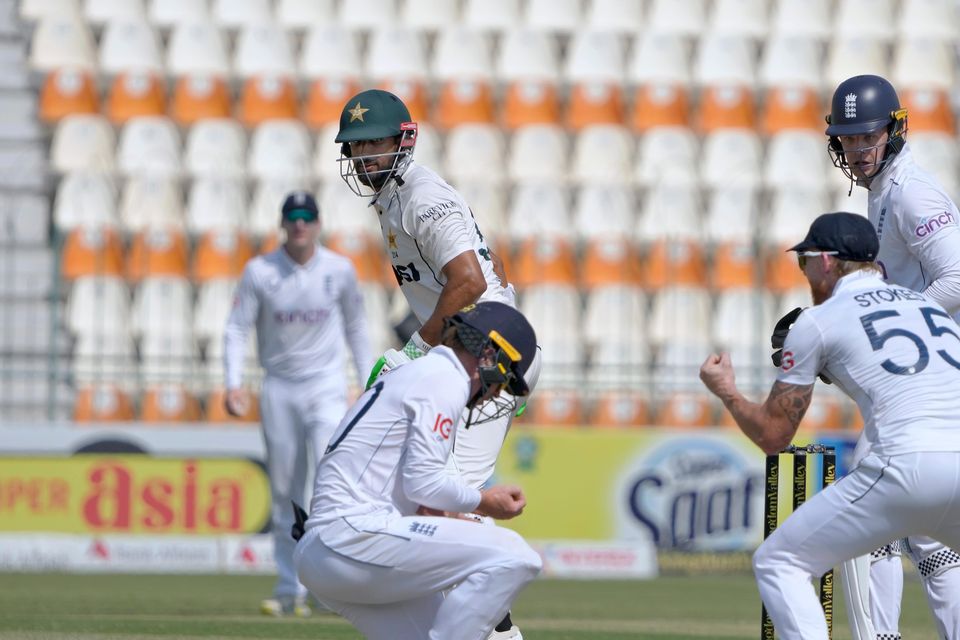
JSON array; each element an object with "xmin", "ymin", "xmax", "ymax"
[{"xmin": 283, "ymin": 243, "xmax": 316, "ymax": 266}]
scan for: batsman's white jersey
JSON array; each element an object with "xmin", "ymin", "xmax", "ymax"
[
  {"xmin": 868, "ymin": 145, "xmax": 960, "ymax": 320},
  {"xmin": 224, "ymin": 246, "xmax": 373, "ymax": 601},
  {"xmin": 860, "ymin": 143, "xmax": 960, "ymax": 640},
  {"xmin": 755, "ymin": 270, "xmax": 960, "ymax": 640},
  {"xmin": 370, "ymin": 160, "xmax": 536, "ymax": 489},
  {"xmin": 295, "ymin": 348, "xmax": 541, "ymax": 640}
]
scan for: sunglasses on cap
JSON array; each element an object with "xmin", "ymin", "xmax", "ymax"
[
  {"xmin": 797, "ymin": 250, "xmax": 838, "ymax": 270},
  {"xmin": 283, "ymin": 208, "xmax": 318, "ymax": 223}
]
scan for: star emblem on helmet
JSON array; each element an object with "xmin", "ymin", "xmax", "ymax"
[{"xmin": 348, "ymin": 102, "xmax": 369, "ymax": 123}]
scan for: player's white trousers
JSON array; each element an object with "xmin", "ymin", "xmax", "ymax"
[
  {"xmin": 294, "ymin": 514, "xmax": 542, "ymax": 639},
  {"xmin": 753, "ymin": 451, "xmax": 960, "ymax": 640},
  {"xmin": 260, "ymin": 374, "xmax": 347, "ymax": 600}
]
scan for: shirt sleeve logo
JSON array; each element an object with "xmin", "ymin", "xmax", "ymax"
[
  {"xmin": 915, "ymin": 211, "xmax": 956, "ymax": 238},
  {"xmin": 432, "ymin": 414, "xmax": 453, "ymax": 440},
  {"xmin": 780, "ymin": 351, "xmax": 795, "ymax": 371}
]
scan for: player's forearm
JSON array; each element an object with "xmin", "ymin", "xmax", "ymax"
[
  {"xmin": 420, "ymin": 278, "xmax": 486, "ymax": 345},
  {"xmin": 222, "ymin": 326, "xmax": 249, "ymax": 389},
  {"xmin": 402, "ymin": 468, "xmax": 482, "ymax": 514},
  {"xmin": 720, "ymin": 392, "xmax": 797, "ymax": 455}
]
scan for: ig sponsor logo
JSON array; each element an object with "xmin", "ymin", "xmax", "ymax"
[{"xmin": 432, "ymin": 414, "xmax": 453, "ymax": 440}]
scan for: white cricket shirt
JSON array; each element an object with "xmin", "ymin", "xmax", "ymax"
[
  {"xmin": 370, "ymin": 161, "xmax": 516, "ymax": 324},
  {"xmin": 864, "ymin": 145, "xmax": 960, "ymax": 317},
  {"xmin": 778, "ymin": 270, "xmax": 960, "ymax": 456},
  {"xmin": 224, "ymin": 247, "xmax": 373, "ymax": 388},
  {"xmin": 306, "ymin": 346, "xmax": 482, "ymax": 528}
]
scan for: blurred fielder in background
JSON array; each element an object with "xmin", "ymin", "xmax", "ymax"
[
  {"xmin": 333, "ymin": 88, "xmax": 541, "ymax": 640},
  {"xmin": 294, "ymin": 301, "xmax": 542, "ymax": 640},
  {"xmin": 827, "ymin": 74, "xmax": 960, "ymax": 640},
  {"xmin": 701, "ymin": 211, "xmax": 960, "ymax": 640},
  {"xmin": 224, "ymin": 191, "xmax": 373, "ymax": 617}
]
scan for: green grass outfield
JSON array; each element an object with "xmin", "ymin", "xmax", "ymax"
[{"xmin": 0, "ymin": 571, "xmax": 937, "ymax": 639}]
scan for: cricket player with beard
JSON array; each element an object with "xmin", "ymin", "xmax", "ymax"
[
  {"xmin": 224, "ymin": 191, "xmax": 373, "ymax": 617},
  {"xmin": 700, "ymin": 212, "xmax": 960, "ymax": 640},
  {"xmin": 332, "ymin": 88, "xmax": 541, "ymax": 640},
  {"xmin": 827, "ymin": 74, "xmax": 960, "ymax": 640}
]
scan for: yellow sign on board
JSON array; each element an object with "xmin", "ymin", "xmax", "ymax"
[{"xmin": 0, "ymin": 456, "xmax": 271, "ymax": 535}]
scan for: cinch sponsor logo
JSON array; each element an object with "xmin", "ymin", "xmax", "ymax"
[
  {"xmin": 625, "ymin": 440, "xmax": 762, "ymax": 551},
  {"xmin": 273, "ymin": 309, "xmax": 330, "ymax": 324},
  {"xmin": 0, "ymin": 457, "xmax": 270, "ymax": 534},
  {"xmin": 916, "ymin": 211, "xmax": 956, "ymax": 238}
]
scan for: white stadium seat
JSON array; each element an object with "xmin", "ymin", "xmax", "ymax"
[
  {"xmin": 764, "ymin": 130, "xmax": 830, "ymax": 190},
  {"xmin": 765, "ymin": 187, "xmax": 830, "ymax": 246},
  {"xmin": 72, "ymin": 332, "xmax": 138, "ymax": 389},
  {"xmin": 648, "ymin": 285, "xmax": 712, "ymax": 347},
  {"xmin": 431, "ymin": 28, "xmax": 494, "ymax": 81},
  {"xmin": 825, "ymin": 36, "xmax": 889, "ymax": 91},
  {"xmin": 628, "ymin": 31, "xmax": 691, "ymax": 85},
  {"xmin": 705, "ymin": 187, "xmax": 757, "ymax": 243},
  {"xmin": 21, "ymin": 0, "xmax": 79, "ymax": 22},
  {"xmin": 99, "ymin": 19, "xmax": 162, "ymax": 75},
  {"xmin": 249, "ymin": 179, "xmax": 303, "ymax": 237},
  {"xmin": 54, "ymin": 172, "xmax": 117, "ymax": 231},
  {"xmin": 66, "ymin": 276, "xmax": 130, "ymax": 338},
  {"xmin": 713, "ymin": 288, "xmax": 776, "ymax": 349},
  {"xmin": 496, "ymin": 29, "xmax": 560, "ymax": 82},
  {"xmin": 443, "ymin": 124, "xmax": 505, "ymax": 185},
  {"xmin": 166, "ymin": 21, "xmax": 230, "ymax": 77},
  {"xmin": 507, "ymin": 182, "xmax": 573, "ymax": 242},
  {"xmin": 184, "ymin": 118, "xmax": 247, "ymax": 179},
  {"xmin": 319, "ymin": 179, "xmax": 380, "ymax": 238},
  {"xmin": 891, "ymin": 39, "xmax": 955, "ymax": 91},
  {"xmin": 634, "ymin": 126, "xmax": 699, "ymax": 187},
  {"xmin": 564, "ymin": 30, "xmax": 626, "ymax": 84},
  {"xmin": 636, "ymin": 183, "xmax": 703, "ymax": 243},
  {"xmin": 116, "ymin": 116, "xmax": 182, "ymax": 177},
  {"xmin": 299, "ymin": 25, "xmax": 361, "ymax": 80},
  {"xmin": 131, "ymin": 276, "xmax": 193, "ymax": 339},
  {"xmin": 647, "ymin": 0, "xmax": 707, "ymax": 37},
  {"xmin": 507, "ymin": 125, "xmax": 568, "ymax": 183},
  {"xmin": 523, "ymin": 0, "xmax": 582, "ymax": 33},
  {"xmin": 571, "ymin": 125, "xmax": 632, "ymax": 185},
  {"xmin": 212, "ymin": 0, "xmax": 272, "ymax": 29},
  {"xmin": 899, "ymin": 0, "xmax": 959, "ymax": 41},
  {"xmin": 85, "ymin": 0, "xmax": 145, "ymax": 25},
  {"xmin": 140, "ymin": 332, "xmax": 198, "ymax": 384},
  {"xmin": 700, "ymin": 129, "xmax": 762, "ymax": 189},
  {"xmin": 708, "ymin": 0, "xmax": 768, "ymax": 38},
  {"xmin": 463, "ymin": 0, "xmax": 521, "ymax": 32},
  {"xmin": 365, "ymin": 28, "xmax": 428, "ymax": 82},
  {"xmin": 248, "ymin": 120, "xmax": 311, "ymax": 182},
  {"xmin": 29, "ymin": 14, "xmax": 95, "ymax": 72},
  {"xmin": 770, "ymin": 0, "xmax": 830, "ymax": 38},
  {"xmin": 572, "ymin": 185, "xmax": 635, "ymax": 241},
  {"xmin": 584, "ymin": 285, "xmax": 648, "ymax": 349},
  {"xmin": 51, "ymin": 114, "xmax": 116, "ymax": 173},
  {"xmin": 694, "ymin": 33, "xmax": 756, "ymax": 87},
  {"xmin": 193, "ymin": 278, "xmax": 237, "ymax": 343},
  {"xmin": 276, "ymin": 0, "xmax": 335, "ymax": 30},
  {"xmin": 148, "ymin": 0, "xmax": 209, "ymax": 28},
  {"xmin": 339, "ymin": 0, "xmax": 397, "ymax": 29},
  {"xmin": 234, "ymin": 24, "xmax": 295, "ymax": 79},
  {"xmin": 834, "ymin": 0, "xmax": 895, "ymax": 40},
  {"xmin": 759, "ymin": 36, "xmax": 823, "ymax": 89},
  {"xmin": 120, "ymin": 175, "xmax": 184, "ymax": 232},
  {"xmin": 832, "ymin": 184, "xmax": 869, "ymax": 217},
  {"xmin": 400, "ymin": 0, "xmax": 459, "ymax": 31},
  {"xmin": 185, "ymin": 176, "xmax": 246, "ymax": 234},
  {"xmin": 584, "ymin": 0, "xmax": 643, "ymax": 34}
]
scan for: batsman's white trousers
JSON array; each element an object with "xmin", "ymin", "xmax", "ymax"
[
  {"xmin": 260, "ymin": 374, "xmax": 347, "ymax": 600},
  {"xmin": 294, "ymin": 514, "xmax": 542, "ymax": 639},
  {"xmin": 753, "ymin": 451, "xmax": 960, "ymax": 640}
]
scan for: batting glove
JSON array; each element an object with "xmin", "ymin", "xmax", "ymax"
[{"xmin": 365, "ymin": 332, "xmax": 431, "ymax": 390}]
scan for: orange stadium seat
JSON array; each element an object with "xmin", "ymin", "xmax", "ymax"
[
  {"xmin": 630, "ymin": 84, "xmax": 690, "ymax": 132},
  {"xmin": 642, "ymin": 239, "xmax": 707, "ymax": 289},
  {"xmin": 126, "ymin": 227, "xmax": 190, "ymax": 283},
  {"xmin": 567, "ymin": 82, "xmax": 625, "ymax": 131},
  {"xmin": 761, "ymin": 86, "xmax": 823, "ymax": 135},
  {"xmin": 325, "ymin": 232, "xmax": 386, "ymax": 284},
  {"xmin": 377, "ymin": 79, "xmax": 429, "ymax": 123},
  {"xmin": 697, "ymin": 85, "xmax": 757, "ymax": 133},
  {"xmin": 74, "ymin": 384, "xmax": 136, "ymax": 422},
  {"xmin": 654, "ymin": 392, "xmax": 715, "ymax": 427},
  {"xmin": 239, "ymin": 75, "xmax": 299, "ymax": 127},
  {"xmin": 258, "ymin": 232, "xmax": 280, "ymax": 255},
  {"xmin": 710, "ymin": 240, "xmax": 757, "ymax": 289},
  {"xmin": 435, "ymin": 80, "xmax": 496, "ymax": 130},
  {"xmin": 580, "ymin": 238, "xmax": 643, "ymax": 289},
  {"xmin": 528, "ymin": 389, "xmax": 584, "ymax": 426},
  {"xmin": 205, "ymin": 388, "xmax": 261, "ymax": 423},
  {"xmin": 192, "ymin": 230, "xmax": 255, "ymax": 282},
  {"xmin": 171, "ymin": 75, "xmax": 232, "ymax": 125},
  {"xmin": 511, "ymin": 237, "xmax": 577, "ymax": 288},
  {"xmin": 303, "ymin": 77, "xmax": 360, "ymax": 129},
  {"xmin": 106, "ymin": 71, "xmax": 166, "ymax": 124},
  {"xmin": 764, "ymin": 244, "xmax": 808, "ymax": 293},
  {"xmin": 39, "ymin": 68, "xmax": 99, "ymax": 122},
  {"xmin": 901, "ymin": 88, "xmax": 955, "ymax": 134},
  {"xmin": 140, "ymin": 384, "xmax": 202, "ymax": 422},
  {"xmin": 61, "ymin": 226, "xmax": 125, "ymax": 280},
  {"xmin": 591, "ymin": 391, "xmax": 650, "ymax": 428},
  {"xmin": 502, "ymin": 80, "xmax": 561, "ymax": 129}
]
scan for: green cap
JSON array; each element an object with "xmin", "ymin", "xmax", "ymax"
[{"xmin": 335, "ymin": 89, "xmax": 412, "ymax": 143}]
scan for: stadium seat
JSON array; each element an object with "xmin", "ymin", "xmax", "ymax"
[
  {"xmin": 116, "ymin": 116, "xmax": 182, "ymax": 178},
  {"xmin": 53, "ymin": 171, "xmax": 117, "ymax": 232},
  {"xmin": 704, "ymin": 186, "xmax": 756, "ymax": 243},
  {"xmin": 277, "ymin": 0, "xmax": 335, "ymax": 29},
  {"xmin": 648, "ymin": 286, "xmax": 712, "ymax": 348},
  {"xmin": 212, "ymin": 0, "xmax": 272, "ymax": 29},
  {"xmin": 184, "ymin": 118, "xmax": 247, "ymax": 179},
  {"xmin": 523, "ymin": 0, "xmax": 581, "ymax": 33},
  {"xmin": 759, "ymin": 36, "xmax": 823, "ymax": 91},
  {"xmin": 642, "ymin": 239, "xmax": 707, "ymax": 290},
  {"xmin": 20, "ymin": 0, "xmax": 79, "ymax": 22},
  {"xmin": 339, "ymin": 0, "xmax": 396, "ymax": 29},
  {"xmin": 647, "ymin": 0, "xmax": 707, "ymax": 36},
  {"xmin": 170, "ymin": 75, "xmax": 232, "ymax": 125},
  {"xmin": 700, "ymin": 129, "xmax": 762, "ymax": 189},
  {"xmin": 587, "ymin": 339, "xmax": 650, "ymax": 392},
  {"xmin": 140, "ymin": 384, "xmax": 202, "ymax": 422},
  {"xmin": 248, "ymin": 119, "xmax": 311, "ymax": 181},
  {"xmin": 299, "ymin": 25, "xmax": 360, "ymax": 80},
  {"xmin": 72, "ymin": 330, "xmax": 137, "ymax": 385},
  {"xmin": 140, "ymin": 332, "xmax": 198, "ymax": 384},
  {"xmin": 507, "ymin": 125, "xmax": 567, "ymax": 183},
  {"xmin": 832, "ymin": 184, "xmax": 869, "ymax": 217},
  {"xmin": 907, "ymin": 132, "xmax": 959, "ymax": 198},
  {"xmin": 234, "ymin": 24, "xmax": 295, "ymax": 79},
  {"xmin": 358, "ymin": 282, "xmax": 393, "ymax": 355},
  {"xmin": 29, "ymin": 15, "xmax": 96, "ymax": 72},
  {"xmin": 119, "ymin": 175, "xmax": 183, "ymax": 233},
  {"xmin": 185, "ymin": 176, "xmax": 246, "ymax": 234},
  {"xmin": 581, "ymin": 238, "xmax": 642, "ymax": 289},
  {"xmin": 627, "ymin": 34, "xmax": 692, "ymax": 132},
  {"xmin": 148, "ymin": 0, "xmax": 209, "ymax": 28},
  {"xmin": 825, "ymin": 36, "xmax": 889, "ymax": 92},
  {"xmin": 51, "ymin": 114, "xmax": 116, "ymax": 173},
  {"xmin": 166, "ymin": 22, "xmax": 230, "ymax": 77},
  {"xmin": 66, "ymin": 275, "xmax": 130, "ymax": 338},
  {"xmin": 73, "ymin": 384, "xmax": 136, "ymax": 421},
  {"xmin": 39, "ymin": 68, "xmax": 99, "ymax": 122},
  {"xmin": 765, "ymin": 187, "xmax": 829, "ymax": 246},
  {"xmin": 572, "ymin": 184, "xmax": 635, "ymax": 241},
  {"xmin": 697, "ymin": 85, "xmax": 757, "ymax": 132},
  {"xmin": 326, "ymin": 232, "xmax": 387, "ymax": 284},
  {"xmin": 636, "ymin": 183, "xmax": 703, "ymax": 243},
  {"xmin": 527, "ymin": 389, "xmax": 584, "ymax": 426},
  {"xmin": 61, "ymin": 226, "xmax": 125, "ymax": 280},
  {"xmin": 834, "ymin": 0, "xmax": 894, "ymax": 40},
  {"xmin": 769, "ymin": 0, "xmax": 830, "ymax": 38},
  {"xmin": 654, "ymin": 391, "xmax": 715, "ymax": 428},
  {"xmin": 193, "ymin": 278, "xmax": 237, "ymax": 344},
  {"xmin": 899, "ymin": 0, "xmax": 959, "ymax": 41},
  {"xmin": 205, "ymin": 388, "xmax": 261, "ymax": 423},
  {"xmin": 634, "ymin": 126, "xmax": 699, "ymax": 187},
  {"xmin": 761, "ymin": 86, "xmax": 823, "ymax": 135},
  {"xmin": 570, "ymin": 125, "xmax": 632, "ymax": 185},
  {"xmin": 239, "ymin": 75, "xmax": 299, "ymax": 127},
  {"xmin": 463, "ymin": 0, "xmax": 521, "ymax": 32},
  {"xmin": 564, "ymin": 31, "xmax": 626, "ymax": 129},
  {"xmin": 99, "ymin": 18, "xmax": 163, "ymax": 75},
  {"xmin": 583, "ymin": 285, "xmax": 648, "ymax": 350},
  {"xmin": 498, "ymin": 30, "xmax": 561, "ymax": 128},
  {"xmin": 192, "ymin": 230, "xmax": 255, "ymax": 282},
  {"xmin": 126, "ymin": 227, "xmax": 190, "ymax": 282},
  {"xmin": 892, "ymin": 39, "xmax": 955, "ymax": 92},
  {"xmin": 901, "ymin": 88, "xmax": 955, "ymax": 134},
  {"xmin": 432, "ymin": 29, "xmax": 495, "ymax": 129},
  {"xmin": 249, "ymin": 179, "xmax": 300, "ymax": 237},
  {"xmin": 764, "ymin": 130, "xmax": 829, "ymax": 190},
  {"xmin": 591, "ymin": 391, "xmax": 651, "ymax": 428},
  {"xmin": 450, "ymin": 183, "xmax": 506, "ymax": 240},
  {"xmin": 713, "ymin": 288, "xmax": 776, "ymax": 349},
  {"xmin": 708, "ymin": 0, "xmax": 768, "ymax": 38},
  {"xmin": 535, "ymin": 338, "xmax": 586, "ymax": 392},
  {"xmin": 366, "ymin": 27, "xmax": 428, "ymax": 84},
  {"xmin": 304, "ymin": 78, "xmax": 361, "ymax": 129},
  {"xmin": 584, "ymin": 0, "xmax": 643, "ymax": 33},
  {"xmin": 131, "ymin": 276, "xmax": 193, "ymax": 339},
  {"xmin": 507, "ymin": 182, "xmax": 573, "ymax": 242},
  {"xmin": 695, "ymin": 34, "xmax": 756, "ymax": 88},
  {"xmin": 443, "ymin": 124, "xmax": 505, "ymax": 185},
  {"xmin": 400, "ymin": 0, "xmax": 458, "ymax": 30},
  {"xmin": 106, "ymin": 71, "xmax": 166, "ymax": 123},
  {"xmin": 318, "ymin": 179, "xmax": 378, "ymax": 237},
  {"xmin": 518, "ymin": 286, "xmax": 581, "ymax": 350},
  {"xmin": 764, "ymin": 243, "xmax": 809, "ymax": 293}
]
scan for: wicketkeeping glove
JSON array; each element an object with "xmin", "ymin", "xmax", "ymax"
[
  {"xmin": 770, "ymin": 307, "xmax": 803, "ymax": 367},
  {"xmin": 364, "ymin": 331, "xmax": 431, "ymax": 390}
]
